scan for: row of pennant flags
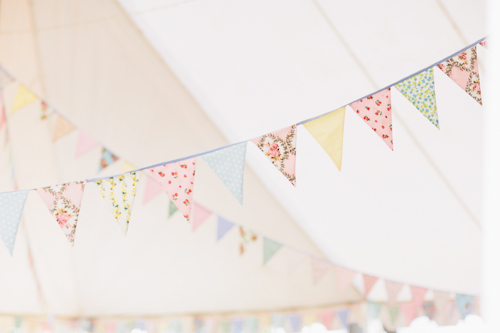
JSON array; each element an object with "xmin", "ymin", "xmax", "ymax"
[{"xmin": 0, "ymin": 39, "xmax": 485, "ymax": 317}]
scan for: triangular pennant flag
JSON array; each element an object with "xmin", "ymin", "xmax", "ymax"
[
  {"xmin": 36, "ymin": 181, "xmax": 86, "ymax": 245},
  {"xmin": 303, "ymin": 107, "xmax": 346, "ymax": 171},
  {"xmin": 52, "ymin": 115, "xmax": 76, "ymax": 142},
  {"xmin": 367, "ymin": 302, "xmax": 382, "ymax": 319},
  {"xmin": 287, "ymin": 248, "xmax": 307, "ymax": 274},
  {"xmin": 0, "ymin": 190, "xmax": 29, "ymax": 255},
  {"xmin": 335, "ymin": 266, "xmax": 356, "ymax": 296},
  {"xmin": 385, "ymin": 280, "xmax": 403, "ymax": 306},
  {"xmin": 400, "ymin": 302, "xmax": 418, "ymax": 325},
  {"xmin": 143, "ymin": 175, "xmax": 163, "ymax": 204},
  {"xmin": 433, "ymin": 291, "xmax": 452, "ymax": 325},
  {"xmin": 363, "ymin": 274, "xmax": 378, "ymax": 297},
  {"xmin": 251, "ymin": 125, "xmax": 297, "ymax": 186},
  {"xmin": 455, "ymin": 294, "xmax": 474, "ymax": 319},
  {"xmin": 202, "ymin": 143, "xmax": 247, "ymax": 204},
  {"xmin": 99, "ymin": 148, "xmax": 119, "ymax": 171},
  {"xmin": 336, "ymin": 309, "xmax": 349, "ymax": 329},
  {"xmin": 217, "ymin": 216, "xmax": 235, "ymax": 241},
  {"xmin": 311, "ymin": 258, "xmax": 331, "ymax": 285},
  {"xmin": 11, "ymin": 84, "xmax": 38, "ymax": 113},
  {"xmin": 479, "ymin": 39, "xmax": 488, "ymax": 48},
  {"xmin": 395, "ymin": 68, "xmax": 439, "ymax": 128},
  {"xmin": 319, "ymin": 310, "xmax": 335, "ymax": 330},
  {"xmin": 410, "ymin": 285, "xmax": 427, "ymax": 308},
  {"xmin": 0, "ymin": 70, "xmax": 13, "ymax": 89},
  {"xmin": 168, "ymin": 200, "xmax": 178, "ymax": 217},
  {"xmin": 192, "ymin": 203, "xmax": 212, "ymax": 232},
  {"xmin": 423, "ymin": 302, "xmax": 436, "ymax": 320},
  {"xmin": 263, "ymin": 237, "xmax": 283, "ymax": 265},
  {"xmin": 75, "ymin": 131, "xmax": 100, "ymax": 158},
  {"xmin": 149, "ymin": 158, "xmax": 197, "ymax": 222},
  {"xmin": 350, "ymin": 88, "xmax": 393, "ymax": 150},
  {"xmin": 437, "ymin": 46, "xmax": 482, "ymax": 105},
  {"xmin": 288, "ymin": 315, "xmax": 302, "ymax": 333},
  {"xmin": 388, "ymin": 305, "xmax": 400, "ymax": 325},
  {"xmin": 122, "ymin": 161, "xmax": 137, "ymax": 173},
  {"xmin": 96, "ymin": 172, "xmax": 141, "ymax": 235}
]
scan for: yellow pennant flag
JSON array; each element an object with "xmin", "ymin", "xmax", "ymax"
[
  {"xmin": 52, "ymin": 115, "xmax": 76, "ymax": 142},
  {"xmin": 122, "ymin": 161, "xmax": 137, "ymax": 173},
  {"xmin": 11, "ymin": 84, "xmax": 38, "ymax": 113},
  {"xmin": 303, "ymin": 106, "xmax": 345, "ymax": 171}
]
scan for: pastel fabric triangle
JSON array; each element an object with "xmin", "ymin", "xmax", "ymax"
[
  {"xmin": 395, "ymin": 68, "xmax": 439, "ymax": 128},
  {"xmin": 96, "ymin": 172, "xmax": 141, "ymax": 235},
  {"xmin": 367, "ymin": 302, "xmax": 382, "ymax": 319},
  {"xmin": 99, "ymin": 148, "xmax": 119, "ymax": 171},
  {"xmin": 288, "ymin": 315, "xmax": 302, "ymax": 333},
  {"xmin": 335, "ymin": 266, "xmax": 356, "ymax": 295},
  {"xmin": 311, "ymin": 258, "xmax": 330, "ymax": 285},
  {"xmin": 437, "ymin": 46, "xmax": 482, "ymax": 105},
  {"xmin": 149, "ymin": 157, "xmax": 197, "ymax": 222},
  {"xmin": 168, "ymin": 200, "xmax": 178, "ymax": 218},
  {"xmin": 388, "ymin": 305, "xmax": 400, "ymax": 325},
  {"xmin": 363, "ymin": 274, "xmax": 378, "ymax": 297},
  {"xmin": 216, "ymin": 216, "xmax": 235, "ymax": 241},
  {"xmin": 410, "ymin": 285, "xmax": 427, "ymax": 307},
  {"xmin": 349, "ymin": 88, "xmax": 393, "ymax": 150},
  {"xmin": 400, "ymin": 302, "xmax": 418, "ymax": 325},
  {"xmin": 251, "ymin": 125, "xmax": 297, "ymax": 186},
  {"xmin": 36, "ymin": 181, "xmax": 86, "ymax": 246},
  {"xmin": 75, "ymin": 131, "xmax": 100, "ymax": 158},
  {"xmin": 192, "ymin": 203, "xmax": 212, "ymax": 232},
  {"xmin": 287, "ymin": 248, "xmax": 307, "ymax": 274},
  {"xmin": 455, "ymin": 294, "xmax": 474, "ymax": 319},
  {"xmin": 385, "ymin": 280, "xmax": 403, "ymax": 305},
  {"xmin": 202, "ymin": 143, "xmax": 247, "ymax": 204},
  {"xmin": 336, "ymin": 309, "xmax": 349, "ymax": 329},
  {"xmin": 319, "ymin": 310, "xmax": 335, "ymax": 330},
  {"xmin": 52, "ymin": 115, "xmax": 76, "ymax": 142},
  {"xmin": 122, "ymin": 161, "xmax": 137, "ymax": 173},
  {"xmin": 11, "ymin": 84, "xmax": 38, "ymax": 113},
  {"xmin": 263, "ymin": 237, "xmax": 283, "ymax": 265},
  {"xmin": 303, "ymin": 107, "xmax": 346, "ymax": 170},
  {"xmin": 423, "ymin": 302, "xmax": 436, "ymax": 320},
  {"xmin": 143, "ymin": 175, "xmax": 163, "ymax": 204},
  {"xmin": 0, "ymin": 190, "xmax": 29, "ymax": 255}
]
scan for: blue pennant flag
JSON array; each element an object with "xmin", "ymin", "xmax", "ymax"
[
  {"xmin": 217, "ymin": 216, "xmax": 235, "ymax": 241},
  {"xmin": 337, "ymin": 309, "xmax": 350, "ymax": 330},
  {"xmin": 202, "ymin": 143, "xmax": 247, "ymax": 205},
  {"xmin": 0, "ymin": 190, "xmax": 30, "ymax": 255}
]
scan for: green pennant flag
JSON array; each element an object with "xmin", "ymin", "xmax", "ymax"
[
  {"xmin": 367, "ymin": 302, "xmax": 382, "ymax": 320},
  {"xmin": 263, "ymin": 237, "xmax": 282, "ymax": 265},
  {"xmin": 389, "ymin": 305, "xmax": 400, "ymax": 325},
  {"xmin": 168, "ymin": 200, "xmax": 178, "ymax": 217}
]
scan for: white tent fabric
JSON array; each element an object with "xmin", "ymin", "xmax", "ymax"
[{"xmin": 0, "ymin": 0, "xmax": 486, "ymax": 319}]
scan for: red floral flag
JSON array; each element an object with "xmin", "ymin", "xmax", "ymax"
[
  {"xmin": 349, "ymin": 88, "xmax": 393, "ymax": 150},
  {"xmin": 149, "ymin": 158, "xmax": 197, "ymax": 222},
  {"xmin": 251, "ymin": 125, "xmax": 297, "ymax": 186}
]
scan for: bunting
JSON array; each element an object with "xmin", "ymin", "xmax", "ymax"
[
  {"xmin": 479, "ymin": 39, "xmax": 488, "ymax": 48},
  {"xmin": 388, "ymin": 305, "xmax": 400, "ymax": 325},
  {"xmin": 216, "ymin": 216, "xmax": 235, "ymax": 241},
  {"xmin": 263, "ymin": 237, "xmax": 282, "ymax": 265},
  {"xmin": 395, "ymin": 68, "xmax": 439, "ymax": 128},
  {"xmin": 363, "ymin": 274, "xmax": 378, "ymax": 297},
  {"xmin": 75, "ymin": 131, "xmax": 100, "ymax": 158},
  {"xmin": 455, "ymin": 294, "xmax": 474, "ymax": 319},
  {"xmin": 239, "ymin": 226, "xmax": 257, "ymax": 255},
  {"xmin": 99, "ymin": 148, "xmax": 119, "ymax": 171},
  {"xmin": 143, "ymin": 175, "xmax": 163, "ymax": 204},
  {"xmin": 96, "ymin": 172, "xmax": 141, "ymax": 235},
  {"xmin": 335, "ymin": 266, "xmax": 356, "ymax": 296},
  {"xmin": 122, "ymin": 161, "xmax": 137, "ymax": 173},
  {"xmin": 0, "ymin": 190, "xmax": 29, "ymax": 255},
  {"xmin": 318, "ymin": 310, "xmax": 335, "ymax": 330},
  {"xmin": 52, "ymin": 115, "xmax": 76, "ymax": 142},
  {"xmin": 349, "ymin": 88, "xmax": 393, "ymax": 150},
  {"xmin": 303, "ymin": 107, "xmax": 346, "ymax": 170},
  {"xmin": 36, "ymin": 181, "xmax": 86, "ymax": 245},
  {"xmin": 336, "ymin": 309, "xmax": 349, "ymax": 330},
  {"xmin": 202, "ymin": 143, "xmax": 247, "ymax": 204},
  {"xmin": 149, "ymin": 158, "xmax": 197, "ymax": 222},
  {"xmin": 192, "ymin": 203, "xmax": 212, "ymax": 232},
  {"xmin": 437, "ymin": 46, "xmax": 482, "ymax": 105},
  {"xmin": 410, "ymin": 286, "xmax": 427, "ymax": 308},
  {"xmin": 11, "ymin": 84, "xmax": 38, "ymax": 113},
  {"xmin": 251, "ymin": 125, "xmax": 297, "ymax": 186},
  {"xmin": 288, "ymin": 315, "xmax": 302, "ymax": 333},
  {"xmin": 311, "ymin": 257, "xmax": 330, "ymax": 285},
  {"xmin": 400, "ymin": 302, "xmax": 418, "ymax": 325},
  {"xmin": 367, "ymin": 302, "xmax": 382, "ymax": 320},
  {"xmin": 385, "ymin": 280, "xmax": 403, "ymax": 305}
]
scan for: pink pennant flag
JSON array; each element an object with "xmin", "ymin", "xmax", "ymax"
[
  {"xmin": 192, "ymin": 203, "xmax": 212, "ymax": 232},
  {"xmin": 143, "ymin": 175, "xmax": 164, "ymax": 204},
  {"xmin": 410, "ymin": 285, "xmax": 427, "ymax": 308},
  {"xmin": 75, "ymin": 131, "xmax": 100, "ymax": 158},
  {"xmin": 287, "ymin": 248, "xmax": 307, "ymax": 274},
  {"xmin": 349, "ymin": 88, "xmax": 393, "ymax": 150},
  {"xmin": 149, "ymin": 158, "xmax": 197, "ymax": 222},
  {"xmin": 319, "ymin": 310, "xmax": 335, "ymax": 330},
  {"xmin": 363, "ymin": 274, "xmax": 378, "ymax": 297},
  {"xmin": 251, "ymin": 125, "xmax": 297, "ymax": 186},
  {"xmin": 311, "ymin": 258, "xmax": 331, "ymax": 285},
  {"xmin": 36, "ymin": 181, "xmax": 86, "ymax": 246},
  {"xmin": 335, "ymin": 266, "xmax": 356, "ymax": 296},
  {"xmin": 400, "ymin": 302, "xmax": 418, "ymax": 325},
  {"xmin": 385, "ymin": 280, "xmax": 403, "ymax": 305}
]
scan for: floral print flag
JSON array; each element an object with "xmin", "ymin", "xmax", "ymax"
[
  {"xmin": 395, "ymin": 68, "xmax": 439, "ymax": 128},
  {"xmin": 251, "ymin": 125, "xmax": 297, "ymax": 186},
  {"xmin": 96, "ymin": 171, "xmax": 141, "ymax": 235},
  {"xmin": 437, "ymin": 46, "xmax": 482, "ymax": 105},
  {"xmin": 36, "ymin": 181, "xmax": 86, "ymax": 246},
  {"xmin": 99, "ymin": 148, "xmax": 119, "ymax": 171},
  {"xmin": 349, "ymin": 88, "xmax": 393, "ymax": 150},
  {"xmin": 149, "ymin": 158, "xmax": 197, "ymax": 222}
]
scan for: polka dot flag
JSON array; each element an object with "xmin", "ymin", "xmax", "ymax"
[
  {"xmin": 0, "ymin": 190, "xmax": 29, "ymax": 256},
  {"xmin": 202, "ymin": 142, "xmax": 247, "ymax": 205}
]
